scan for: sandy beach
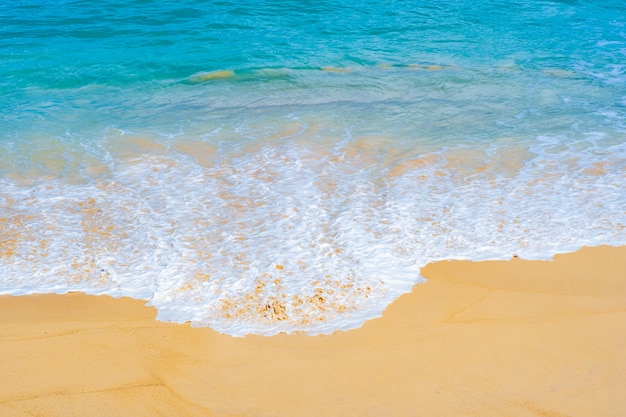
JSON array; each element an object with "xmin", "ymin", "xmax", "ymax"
[{"xmin": 1, "ymin": 245, "xmax": 625, "ymax": 417}]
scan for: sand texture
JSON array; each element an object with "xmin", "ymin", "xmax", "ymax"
[{"xmin": 1, "ymin": 245, "xmax": 625, "ymax": 417}]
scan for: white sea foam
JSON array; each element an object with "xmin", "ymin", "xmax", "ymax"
[{"xmin": 1, "ymin": 129, "xmax": 625, "ymax": 336}]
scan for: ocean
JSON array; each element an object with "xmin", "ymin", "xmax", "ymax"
[{"xmin": 1, "ymin": 0, "xmax": 625, "ymax": 336}]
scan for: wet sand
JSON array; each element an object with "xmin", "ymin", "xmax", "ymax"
[{"xmin": 1, "ymin": 245, "xmax": 625, "ymax": 417}]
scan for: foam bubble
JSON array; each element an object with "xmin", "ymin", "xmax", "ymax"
[{"xmin": 1, "ymin": 132, "xmax": 625, "ymax": 335}]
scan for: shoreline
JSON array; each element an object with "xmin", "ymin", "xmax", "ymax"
[{"xmin": 1, "ymin": 245, "xmax": 625, "ymax": 416}]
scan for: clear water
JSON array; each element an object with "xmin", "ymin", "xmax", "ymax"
[{"xmin": 1, "ymin": 0, "xmax": 625, "ymax": 335}]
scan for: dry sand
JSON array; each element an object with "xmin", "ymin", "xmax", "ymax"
[{"xmin": 1, "ymin": 245, "xmax": 625, "ymax": 417}]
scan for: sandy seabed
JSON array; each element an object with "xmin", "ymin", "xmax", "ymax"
[{"xmin": 1, "ymin": 245, "xmax": 625, "ymax": 417}]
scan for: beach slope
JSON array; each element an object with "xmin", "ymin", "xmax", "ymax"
[{"xmin": 1, "ymin": 245, "xmax": 625, "ymax": 417}]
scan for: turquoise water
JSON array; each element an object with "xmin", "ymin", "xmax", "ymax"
[{"xmin": 1, "ymin": 0, "xmax": 625, "ymax": 335}]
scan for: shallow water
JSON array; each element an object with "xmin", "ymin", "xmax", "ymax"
[{"xmin": 1, "ymin": 0, "xmax": 625, "ymax": 335}]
